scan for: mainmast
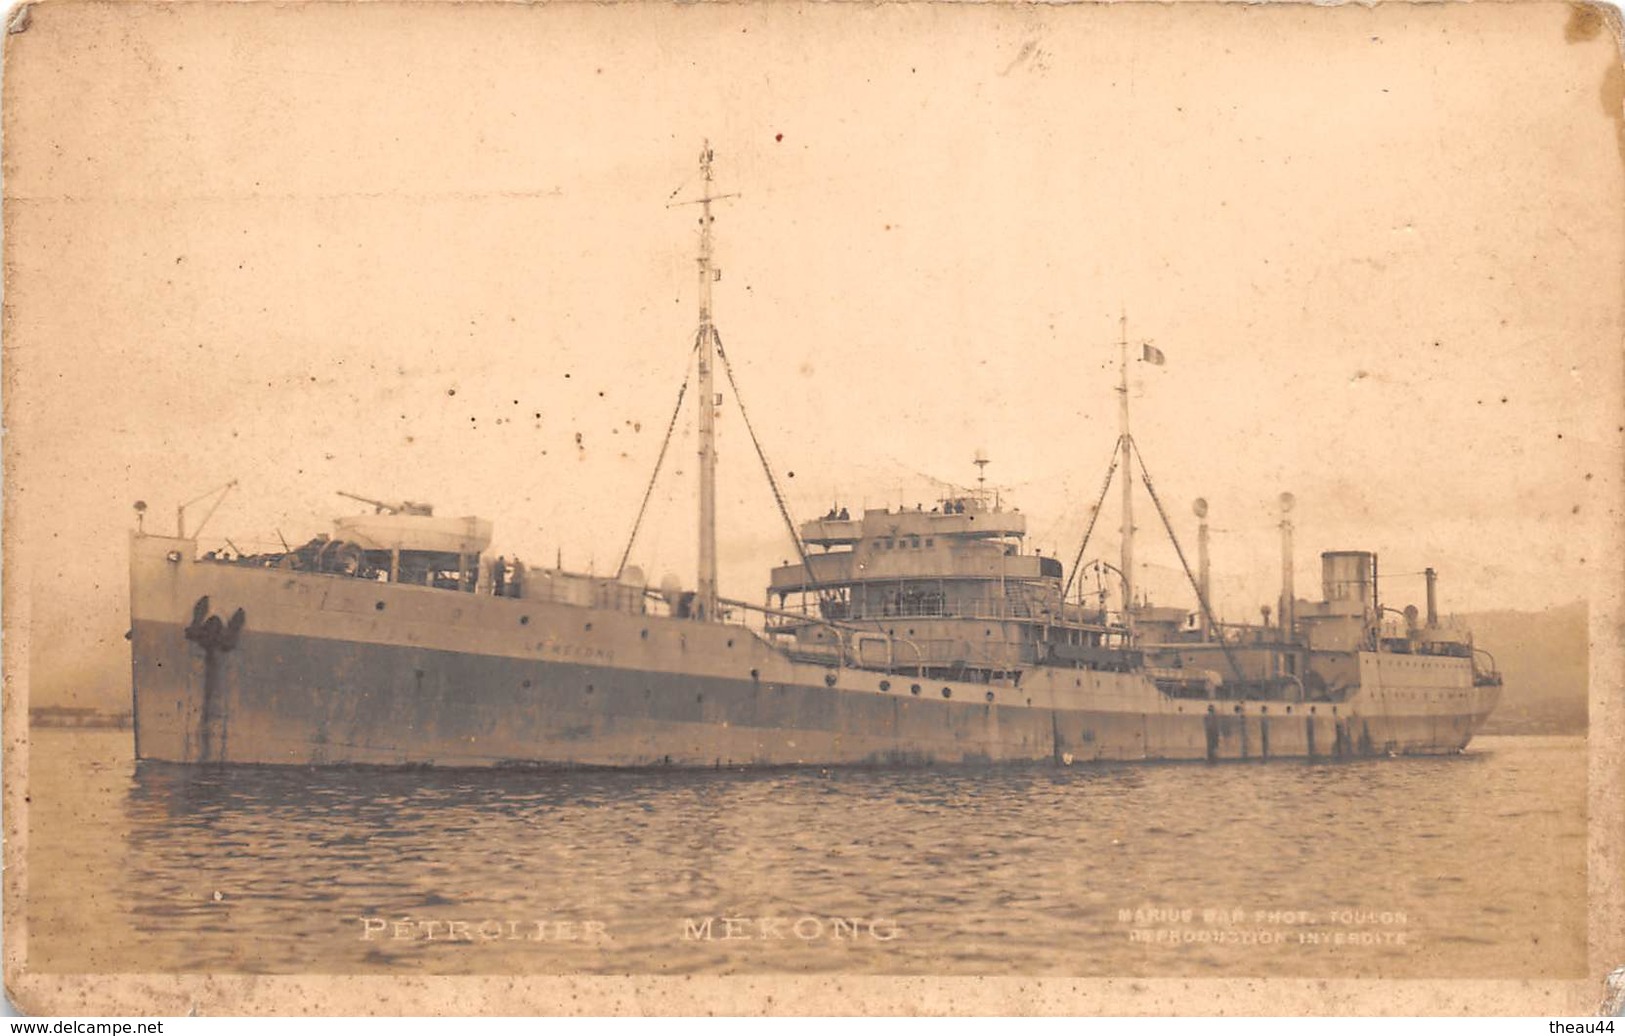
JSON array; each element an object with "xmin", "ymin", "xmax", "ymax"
[
  {"xmin": 1117, "ymin": 314, "xmax": 1134, "ymax": 634},
  {"xmin": 694, "ymin": 142, "xmax": 720, "ymax": 621}
]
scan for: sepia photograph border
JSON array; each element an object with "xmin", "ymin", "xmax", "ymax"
[{"xmin": 3, "ymin": 0, "xmax": 1622, "ymax": 1017}]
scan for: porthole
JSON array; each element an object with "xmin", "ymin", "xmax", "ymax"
[
  {"xmin": 941, "ymin": 687, "xmax": 952, "ymax": 699},
  {"xmin": 522, "ymin": 679, "xmax": 532, "ymax": 689},
  {"xmin": 640, "ymin": 629, "xmax": 649, "ymax": 639},
  {"xmin": 879, "ymin": 680, "xmax": 891, "ymax": 692},
  {"xmin": 910, "ymin": 683, "xmax": 921, "ymax": 696},
  {"xmin": 519, "ymin": 615, "xmax": 530, "ymax": 626},
  {"xmin": 1286, "ymin": 706, "xmax": 1293, "ymax": 714},
  {"xmin": 749, "ymin": 668, "xmax": 760, "ymax": 681},
  {"xmin": 824, "ymin": 672, "xmax": 837, "ymax": 687},
  {"xmin": 985, "ymin": 691, "xmax": 995, "ymax": 703},
  {"xmin": 374, "ymin": 601, "xmax": 386, "ymax": 611},
  {"xmin": 1233, "ymin": 704, "xmax": 1243, "ymax": 714},
  {"xmin": 586, "ymin": 684, "xmax": 594, "ymax": 694},
  {"xmin": 726, "ymin": 638, "xmax": 734, "ymax": 648},
  {"xmin": 584, "ymin": 622, "xmax": 593, "ymax": 632}
]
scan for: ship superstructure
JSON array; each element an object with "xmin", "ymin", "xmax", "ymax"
[
  {"xmin": 766, "ymin": 494, "xmax": 1142, "ymax": 679},
  {"xmin": 128, "ymin": 147, "xmax": 1501, "ymax": 768}
]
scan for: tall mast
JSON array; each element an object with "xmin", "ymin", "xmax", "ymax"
[
  {"xmin": 1194, "ymin": 497, "xmax": 1210, "ymax": 642},
  {"xmin": 1118, "ymin": 313, "xmax": 1134, "ymax": 635},
  {"xmin": 694, "ymin": 142, "xmax": 719, "ymax": 621}
]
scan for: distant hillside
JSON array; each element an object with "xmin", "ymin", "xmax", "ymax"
[
  {"xmin": 30, "ymin": 705, "xmax": 132, "ymax": 729},
  {"xmin": 28, "ymin": 628, "xmax": 131, "ymax": 712},
  {"xmin": 1462, "ymin": 601, "xmax": 1588, "ymax": 735}
]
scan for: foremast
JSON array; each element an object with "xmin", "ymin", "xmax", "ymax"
[
  {"xmin": 1117, "ymin": 314, "xmax": 1135, "ymax": 636},
  {"xmin": 694, "ymin": 143, "xmax": 720, "ymax": 621}
]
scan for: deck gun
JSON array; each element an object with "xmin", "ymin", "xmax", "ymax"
[{"xmin": 336, "ymin": 491, "xmax": 434, "ymax": 517}]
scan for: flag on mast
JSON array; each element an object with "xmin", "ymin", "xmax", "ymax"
[{"xmin": 1142, "ymin": 342, "xmax": 1166, "ymax": 365}]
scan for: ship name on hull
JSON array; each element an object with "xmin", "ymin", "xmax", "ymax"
[{"xmin": 532, "ymin": 638, "xmax": 615, "ymax": 664}]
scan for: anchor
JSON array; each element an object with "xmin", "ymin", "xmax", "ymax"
[
  {"xmin": 184, "ymin": 595, "xmax": 245, "ymax": 652},
  {"xmin": 184, "ymin": 596, "xmax": 246, "ymax": 762}
]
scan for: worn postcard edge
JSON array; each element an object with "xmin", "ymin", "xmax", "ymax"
[{"xmin": 1, "ymin": 0, "xmax": 1622, "ymax": 1017}]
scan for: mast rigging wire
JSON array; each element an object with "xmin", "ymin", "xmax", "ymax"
[
  {"xmin": 1061, "ymin": 435, "xmax": 1125, "ymax": 606},
  {"xmin": 614, "ymin": 334, "xmax": 700, "ymax": 579},
  {"xmin": 711, "ymin": 326, "xmax": 833, "ymax": 604},
  {"xmin": 1130, "ymin": 437, "xmax": 1246, "ymax": 684}
]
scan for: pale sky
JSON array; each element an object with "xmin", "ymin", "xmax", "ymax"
[{"xmin": 6, "ymin": 1, "xmax": 1621, "ymax": 704}]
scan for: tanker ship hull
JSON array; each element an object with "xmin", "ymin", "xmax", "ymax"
[{"xmin": 130, "ymin": 535, "xmax": 1501, "ymax": 769}]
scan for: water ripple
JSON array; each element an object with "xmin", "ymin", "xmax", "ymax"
[{"xmin": 25, "ymin": 730, "xmax": 1588, "ymax": 978}]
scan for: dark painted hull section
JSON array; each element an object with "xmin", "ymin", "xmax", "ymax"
[
  {"xmin": 131, "ymin": 618, "xmax": 1494, "ymax": 769},
  {"xmin": 135, "ymin": 619, "xmax": 1059, "ymax": 766},
  {"xmin": 128, "ymin": 534, "xmax": 1499, "ymax": 768}
]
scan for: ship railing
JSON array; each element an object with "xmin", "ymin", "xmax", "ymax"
[
  {"xmin": 718, "ymin": 595, "xmax": 956, "ymax": 674},
  {"xmin": 760, "ymin": 599, "xmax": 1086, "ymax": 626},
  {"xmin": 1471, "ymin": 646, "xmax": 1503, "ymax": 687},
  {"xmin": 779, "ymin": 629, "xmax": 1042, "ymax": 675}
]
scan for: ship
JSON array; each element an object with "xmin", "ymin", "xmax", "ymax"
[{"xmin": 128, "ymin": 146, "xmax": 1502, "ymax": 768}]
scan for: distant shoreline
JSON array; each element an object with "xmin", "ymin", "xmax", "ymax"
[
  {"xmin": 1477, "ymin": 719, "xmax": 1588, "ymax": 737},
  {"xmin": 29, "ymin": 707, "xmax": 133, "ymax": 730},
  {"xmin": 25, "ymin": 717, "xmax": 1584, "ymax": 739}
]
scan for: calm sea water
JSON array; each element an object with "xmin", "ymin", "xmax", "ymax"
[{"xmin": 25, "ymin": 728, "xmax": 1586, "ymax": 978}]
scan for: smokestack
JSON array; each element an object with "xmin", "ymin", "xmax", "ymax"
[
  {"xmin": 1425, "ymin": 567, "xmax": 1438, "ymax": 628},
  {"xmin": 1278, "ymin": 492, "xmax": 1296, "ymax": 640}
]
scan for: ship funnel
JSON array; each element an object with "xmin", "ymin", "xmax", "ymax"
[
  {"xmin": 1321, "ymin": 551, "xmax": 1375, "ymax": 608},
  {"xmin": 1424, "ymin": 567, "xmax": 1438, "ymax": 627},
  {"xmin": 1278, "ymin": 492, "xmax": 1296, "ymax": 639}
]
